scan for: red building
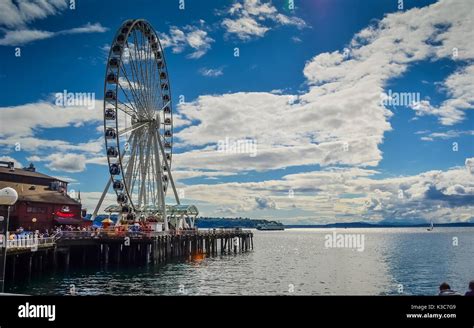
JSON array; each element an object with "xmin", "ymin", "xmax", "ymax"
[{"xmin": 0, "ymin": 161, "xmax": 82, "ymax": 231}]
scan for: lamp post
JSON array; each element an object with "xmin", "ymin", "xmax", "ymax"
[{"xmin": 0, "ymin": 187, "xmax": 19, "ymax": 293}]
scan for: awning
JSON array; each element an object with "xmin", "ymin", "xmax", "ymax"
[{"xmin": 54, "ymin": 217, "xmax": 82, "ymax": 225}]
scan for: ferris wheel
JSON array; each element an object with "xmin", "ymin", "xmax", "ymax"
[{"xmin": 92, "ymin": 19, "xmax": 180, "ymax": 230}]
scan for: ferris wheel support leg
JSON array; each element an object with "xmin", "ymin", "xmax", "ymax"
[
  {"xmin": 91, "ymin": 177, "xmax": 112, "ymax": 221},
  {"xmin": 152, "ymin": 131, "xmax": 168, "ymax": 231}
]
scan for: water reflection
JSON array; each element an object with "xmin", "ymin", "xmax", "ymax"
[{"xmin": 6, "ymin": 228, "xmax": 474, "ymax": 295}]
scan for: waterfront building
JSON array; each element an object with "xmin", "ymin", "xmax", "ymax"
[{"xmin": 0, "ymin": 161, "xmax": 82, "ymax": 231}]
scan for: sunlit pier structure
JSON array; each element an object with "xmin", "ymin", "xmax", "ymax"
[{"xmin": 4, "ymin": 229, "xmax": 253, "ymax": 284}]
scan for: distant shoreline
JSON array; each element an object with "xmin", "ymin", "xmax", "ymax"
[
  {"xmin": 283, "ymin": 223, "xmax": 474, "ymax": 228},
  {"xmin": 195, "ymin": 218, "xmax": 474, "ymax": 229}
]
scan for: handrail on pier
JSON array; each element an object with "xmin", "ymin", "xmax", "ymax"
[
  {"xmin": 54, "ymin": 228, "xmax": 252, "ymax": 240},
  {"xmin": 5, "ymin": 234, "xmax": 55, "ymax": 250}
]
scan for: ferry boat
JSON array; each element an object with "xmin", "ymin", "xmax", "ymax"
[{"xmin": 256, "ymin": 222, "xmax": 285, "ymax": 231}]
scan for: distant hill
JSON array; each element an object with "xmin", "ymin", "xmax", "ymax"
[
  {"xmin": 196, "ymin": 218, "xmax": 474, "ymax": 229},
  {"xmin": 284, "ymin": 222, "xmax": 474, "ymax": 228}
]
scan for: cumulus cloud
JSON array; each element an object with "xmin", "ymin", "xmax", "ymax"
[
  {"xmin": 410, "ymin": 64, "xmax": 474, "ymax": 125},
  {"xmin": 255, "ymin": 196, "xmax": 276, "ymax": 210},
  {"xmin": 0, "ymin": 100, "xmax": 103, "ymax": 138},
  {"xmin": 29, "ymin": 153, "xmax": 87, "ymax": 173},
  {"xmin": 174, "ymin": 0, "xmax": 473, "ymax": 175},
  {"xmin": 159, "ymin": 22, "xmax": 214, "ymax": 59},
  {"xmin": 76, "ymin": 191, "xmax": 117, "ymax": 213},
  {"xmin": 180, "ymin": 164, "xmax": 474, "ymax": 223},
  {"xmin": 0, "ymin": 100, "xmax": 104, "ymax": 173},
  {"xmin": 466, "ymin": 158, "xmax": 474, "ymax": 174},
  {"xmin": 221, "ymin": 0, "xmax": 306, "ymax": 40}
]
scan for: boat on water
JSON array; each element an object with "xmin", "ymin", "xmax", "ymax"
[
  {"xmin": 427, "ymin": 220, "xmax": 434, "ymax": 231},
  {"xmin": 256, "ymin": 222, "xmax": 285, "ymax": 231}
]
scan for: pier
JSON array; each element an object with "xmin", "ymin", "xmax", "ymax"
[{"xmin": 3, "ymin": 229, "xmax": 253, "ymax": 284}]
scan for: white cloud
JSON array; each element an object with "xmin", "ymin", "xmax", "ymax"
[
  {"xmin": 175, "ymin": 86, "xmax": 389, "ymax": 172},
  {"xmin": 466, "ymin": 158, "xmax": 474, "ymax": 174},
  {"xmin": 179, "ymin": 163, "xmax": 474, "ymax": 223},
  {"xmin": 173, "ymin": 170, "xmax": 237, "ymax": 180},
  {"xmin": 0, "ymin": 0, "xmax": 67, "ymax": 28},
  {"xmin": 199, "ymin": 67, "xmax": 224, "ymax": 77},
  {"xmin": 0, "ymin": 100, "xmax": 103, "ymax": 138},
  {"xmin": 0, "ymin": 100, "xmax": 104, "ymax": 173},
  {"xmin": 0, "ymin": 29, "xmax": 54, "ymax": 45},
  {"xmin": 0, "ymin": 156, "xmax": 23, "ymax": 168},
  {"xmin": 222, "ymin": 16, "xmax": 269, "ymax": 40},
  {"xmin": 0, "ymin": 136, "xmax": 103, "ymax": 153},
  {"xmin": 410, "ymin": 64, "xmax": 474, "ymax": 125},
  {"xmin": 61, "ymin": 22, "xmax": 108, "ymax": 34},
  {"xmin": 255, "ymin": 196, "xmax": 277, "ymax": 210},
  {"xmin": 28, "ymin": 153, "xmax": 87, "ymax": 173},
  {"xmin": 0, "ymin": 22, "xmax": 108, "ymax": 46},
  {"xmin": 174, "ymin": 0, "xmax": 474, "ymax": 175},
  {"xmin": 77, "ymin": 191, "xmax": 117, "ymax": 213},
  {"xmin": 159, "ymin": 23, "xmax": 214, "ymax": 59},
  {"xmin": 221, "ymin": 0, "xmax": 307, "ymax": 40},
  {"xmin": 418, "ymin": 130, "xmax": 474, "ymax": 141}
]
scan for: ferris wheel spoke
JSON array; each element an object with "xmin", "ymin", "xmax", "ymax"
[
  {"xmin": 140, "ymin": 129, "xmax": 153, "ymax": 207},
  {"xmin": 127, "ymin": 128, "xmax": 146, "ymax": 208},
  {"xmin": 150, "ymin": 150, "xmax": 157, "ymax": 205},
  {"xmin": 152, "ymin": 128, "xmax": 167, "ymax": 221},
  {"xmin": 120, "ymin": 128, "xmax": 139, "ymax": 170},
  {"xmin": 145, "ymin": 34, "xmax": 157, "ymax": 113},
  {"xmin": 146, "ymin": 33, "xmax": 159, "ymax": 118},
  {"xmin": 139, "ymin": 30, "xmax": 152, "ymax": 116},
  {"xmin": 126, "ymin": 36, "xmax": 148, "ymax": 118},
  {"xmin": 150, "ymin": 52, "xmax": 162, "ymax": 114},
  {"xmin": 118, "ymin": 122, "xmax": 147, "ymax": 136},
  {"xmin": 117, "ymin": 77, "xmax": 143, "ymax": 114},
  {"xmin": 116, "ymin": 99, "xmax": 138, "ymax": 117},
  {"xmin": 131, "ymin": 30, "xmax": 152, "ymax": 118},
  {"xmin": 131, "ymin": 128, "xmax": 145, "ymax": 206},
  {"xmin": 122, "ymin": 133, "xmax": 139, "ymax": 203},
  {"xmin": 137, "ymin": 29, "xmax": 153, "ymax": 119},
  {"xmin": 120, "ymin": 54, "xmax": 148, "ymax": 116},
  {"xmin": 160, "ymin": 100, "xmax": 171, "ymax": 112}
]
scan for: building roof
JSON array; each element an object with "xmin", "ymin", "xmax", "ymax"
[
  {"xmin": 0, "ymin": 181, "xmax": 80, "ymax": 206},
  {"xmin": 0, "ymin": 166, "xmax": 66, "ymax": 182},
  {"xmin": 169, "ymin": 204, "xmax": 199, "ymax": 216}
]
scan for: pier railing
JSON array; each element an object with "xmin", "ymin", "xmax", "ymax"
[
  {"xmin": 55, "ymin": 228, "xmax": 251, "ymax": 240},
  {"xmin": 5, "ymin": 235, "xmax": 56, "ymax": 250}
]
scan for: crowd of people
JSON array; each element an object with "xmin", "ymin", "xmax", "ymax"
[
  {"xmin": 439, "ymin": 281, "xmax": 474, "ymax": 296},
  {"xmin": 9, "ymin": 225, "xmax": 93, "ymax": 240}
]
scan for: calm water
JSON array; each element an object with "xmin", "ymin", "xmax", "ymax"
[{"xmin": 6, "ymin": 228, "xmax": 474, "ymax": 295}]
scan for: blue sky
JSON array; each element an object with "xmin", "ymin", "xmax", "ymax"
[{"xmin": 0, "ymin": 0, "xmax": 473, "ymax": 224}]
